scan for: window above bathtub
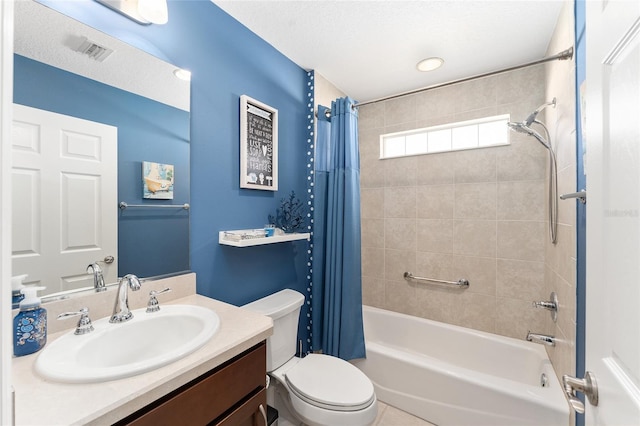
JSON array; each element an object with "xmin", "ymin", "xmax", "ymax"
[{"xmin": 379, "ymin": 114, "xmax": 510, "ymax": 159}]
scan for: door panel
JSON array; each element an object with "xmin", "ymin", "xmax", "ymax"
[
  {"xmin": 585, "ymin": 1, "xmax": 640, "ymax": 424},
  {"xmin": 11, "ymin": 104, "xmax": 118, "ymax": 295}
]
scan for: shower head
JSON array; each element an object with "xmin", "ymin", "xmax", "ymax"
[
  {"xmin": 523, "ymin": 98, "xmax": 557, "ymax": 127},
  {"xmin": 507, "ymin": 121, "xmax": 533, "ymax": 135},
  {"xmin": 507, "ymin": 121, "xmax": 551, "ymax": 149}
]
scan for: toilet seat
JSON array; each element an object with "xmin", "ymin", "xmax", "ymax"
[{"xmin": 284, "ymin": 354, "xmax": 375, "ymax": 412}]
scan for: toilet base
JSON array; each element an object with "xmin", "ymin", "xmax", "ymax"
[
  {"xmin": 268, "ymin": 380, "xmax": 304, "ymax": 426},
  {"xmin": 268, "ymin": 372, "xmax": 378, "ymax": 426}
]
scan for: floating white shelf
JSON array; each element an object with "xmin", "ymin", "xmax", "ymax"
[{"xmin": 219, "ymin": 230, "xmax": 310, "ymax": 247}]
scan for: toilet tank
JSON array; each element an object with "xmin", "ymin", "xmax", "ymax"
[{"xmin": 242, "ymin": 289, "xmax": 305, "ymax": 371}]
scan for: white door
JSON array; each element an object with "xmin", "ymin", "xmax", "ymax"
[
  {"xmin": 11, "ymin": 104, "xmax": 118, "ymax": 295},
  {"xmin": 585, "ymin": 0, "xmax": 640, "ymax": 424}
]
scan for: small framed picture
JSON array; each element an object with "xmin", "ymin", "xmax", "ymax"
[
  {"xmin": 142, "ymin": 161, "xmax": 174, "ymax": 199},
  {"xmin": 240, "ymin": 95, "xmax": 278, "ymax": 191}
]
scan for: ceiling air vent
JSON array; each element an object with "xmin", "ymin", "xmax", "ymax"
[{"xmin": 75, "ymin": 37, "xmax": 114, "ymax": 62}]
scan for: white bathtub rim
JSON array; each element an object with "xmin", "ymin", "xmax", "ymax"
[
  {"xmin": 362, "ymin": 340, "xmax": 568, "ymax": 414},
  {"xmin": 363, "ymin": 304, "xmax": 550, "ymax": 357}
]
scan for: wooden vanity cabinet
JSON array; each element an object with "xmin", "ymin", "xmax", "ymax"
[{"xmin": 116, "ymin": 341, "xmax": 267, "ymax": 426}]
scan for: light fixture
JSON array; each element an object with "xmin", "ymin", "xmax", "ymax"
[
  {"xmin": 173, "ymin": 68, "xmax": 192, "ymax": 81},
  {"xmin": 94, "ymin": 0, "xmax": 168, "ymax": 25},
  {"xmin": 416, "ymin": 57, "xmax": 444, "ymax": 72},
  {"xmin": 138, "ymin": 0, "xmax": 168, "ymax": 24}
]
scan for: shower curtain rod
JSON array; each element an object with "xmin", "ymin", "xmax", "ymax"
[{"xmin": 317, "ymin": 47, "xmax": 573, "ymax": 117}]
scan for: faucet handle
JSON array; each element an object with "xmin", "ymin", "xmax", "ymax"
[
  {"xmin": 532, "ymin": 291, "xmax": 558, "ymax": 322},
  {"xmin": 58, "ymin": 307, "xmax": 94, "ymax": 335},
  {"xmin": 146, "ymin": 288, "xmax": 172, "ymax": 313}
]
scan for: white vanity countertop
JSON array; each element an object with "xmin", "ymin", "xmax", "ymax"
[{"xmin": 12, "ymin": 293, "xmax": 273, "ymax": 426}]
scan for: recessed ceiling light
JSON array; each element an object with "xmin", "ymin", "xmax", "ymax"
[
  {"xmin": 173, "ymin": 68, "xmax": 191, "ymax": 81},
  {"xmin": 416, "ymin": 57, "xmax": 444, "ymax": 72}
]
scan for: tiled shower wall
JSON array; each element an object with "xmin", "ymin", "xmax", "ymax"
[
  {"xmin": 358, "ymin": 64, "xmax": 556, "ymax": 339},
  {"xmin": 542, "ymin": 0, "xmax": 577, "ymax": 385}
]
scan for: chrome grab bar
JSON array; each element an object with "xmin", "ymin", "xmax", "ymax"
[
  {"xmin": 119, "ymin": 202, "xmax": 190, "ymax": 210},
  {"xmin": 403, "ymin": 272, "xmax": 469, "ymax": 288},
  {"xmin": 560, "ymin": 189, "xmax": 586, "ymax": 204}
]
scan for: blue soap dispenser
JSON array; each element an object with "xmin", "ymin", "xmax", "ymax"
[
  {"xmin": 11, "ymin": 274, "xmax": 28, "ymax": 309},
  {"xmin": 13, "ymin": 286, "xmax": 47, "ymax": 357}
]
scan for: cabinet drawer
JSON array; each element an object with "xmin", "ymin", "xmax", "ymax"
[
  {"xmin": 215, "ymin": 388, "xmax": 267, "ymax": 426},
  {"xmin": 121, "ymin": 342, "xmax": 266, "ymax": 426}
]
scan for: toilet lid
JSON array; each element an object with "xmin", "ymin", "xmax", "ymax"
[{"xmin": 284, "ymin": 354, "xmax": 375, "ymax": 412}]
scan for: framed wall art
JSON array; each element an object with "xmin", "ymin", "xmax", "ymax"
[
  {"xmin": 142, "ymin": 161, "xmax": 174, "ymax": 199},
  {"xmin": 240, "ymin": 95, "xmax": 278, "ymax": 191}
]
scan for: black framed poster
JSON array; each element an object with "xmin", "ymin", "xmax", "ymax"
[{"xmin": 240, "ymin": 95, "xmax": 278, "ymax": 191}]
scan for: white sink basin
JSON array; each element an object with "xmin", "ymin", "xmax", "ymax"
[{"xmin": 35, "ymin": 304, "xmax": 220, "ymax": 383}]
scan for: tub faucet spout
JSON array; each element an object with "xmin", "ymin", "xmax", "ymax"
[{"xmin": 526, "ymin": 331, "xmax": 556, "ymax": 346}]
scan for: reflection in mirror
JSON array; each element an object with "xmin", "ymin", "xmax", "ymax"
[{"xmin": 12, "ymin": 1, "xmax": 191, "ymax": 300}]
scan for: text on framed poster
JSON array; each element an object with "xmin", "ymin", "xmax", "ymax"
[{"xmin": 240, "ymin": 95, "xmax": 278, "ymax": 191}]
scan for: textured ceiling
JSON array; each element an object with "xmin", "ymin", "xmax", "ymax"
[
  {"xmin": 214, "ymin": 0, "xmax": 566, "ymax": 103},
  {"xmin": 14, "ymin": 1, "xmax": 190, "ymax": 111}
]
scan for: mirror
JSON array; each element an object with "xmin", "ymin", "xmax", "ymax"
[{"xmin": 12, "ymin": 1, "xmax": 191, "ymax": 299}]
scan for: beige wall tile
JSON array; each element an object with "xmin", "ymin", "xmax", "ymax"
[
  {"xmin": 415, "ymin": 286, "xmax": 459, "ymax": 323},
  {"xmin": 362, "ymin": 275, "xmax": 385, "ymax": 308},
  {"xmin": 385, "ymin": 249, "xmax": 416, "ymax": 281},
  {"xmin": 453, "ymin": 76, "xmax": 498, "ymax": 113},
  {"xmin": 453, "ymin": 255, "xmax": 497, "ymax": 297},
  {"xmin": 497, "ymin": 139, "xmax": 547, "ymax": 182},
  {"xmin": 357, "ymin": 102, "xmax": 385, "ymax": 130},
  {"xmin": 385, "ymin": 218, "xmax": 417, "ymax": 250},
  {"xmin": 496, "ymin": 64, "xmax": 545, "ymax": 106},
  {"xmin": 557, "ymin": 163, "xmax": 577, "ymax": 226},
  {"xmin": 496, "ymin": 258, "xmax": 545, "ymax": 300},
  {"xmin": 495, "ymin": 297, "xmax": 547, "ymax": 339},
  {"xmin": 385, "ymin": 156, "xmax": 417, "ymax": 187},
  {"xmin": 384, "ymin": 95, "xmax": 417, "ymax": 127},
  {"xmin": 362, "ymin": 247, "xmax": 385, "ymax": 278},
  {"xmin": 416, "ymin": 152, "xmax": 456, "ymax": 185},
  {"xmin": 384, "ymin": 187, "xmax": 417, "ymax": 218},
  {"xmin": 385, "ymin": 278, "xmax": 417, "ymax": 316},
  {"xmin": 415, "ymin": 251, "xmax": 454, "ymax": 281},
  {"xmin": 454, "ymin": 182, "xmax": 497, "ymax": 220},
  {"xmin": 362, "ymin": 218, "xmax": 385, "ymax": 248},
  {"xmin": 497, "ymin": 180, "xmax": 546, "ymax": 221},
  {"xmin": 415, "ymin": 86, "xmax": 457, "ymax": 121},
  {"xmin": 361, "ymin": 188, "xmax": 384, "ymax": 219},
  {"xmin": 417, "ymin": 219, "xmax": 453, "ymax": 253},
  {"xmin": 453, "ymin": 220, "xmax": 497, "ymax": 257},
  {"xmin": 454, "ymin": 149, "xmax": 497, "ymax": 183},
  {"xmin": 417, "ymin": 184, "xmax": 454, "ymax": 219},
  {"xmin": 359, "ymin": 128, "xmax": 382, "ymax": 163},
  {"xmin": 454, "ymin": 292, "xmax": 497, "ymax": 333},
  {"xmin": 361, "ymin": 158, "xmax": 385, "ymax": 188},
  {"xmin": 497, "ymin": 220, "xmax": 546, "ymax": 261}
]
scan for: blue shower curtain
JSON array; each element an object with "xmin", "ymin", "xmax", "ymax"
[{"xmin": 311, "ymin": 97, "xmax": 365, "ymax": 360}]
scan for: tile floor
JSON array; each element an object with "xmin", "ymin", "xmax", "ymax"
[
  {"xmin": 373, "ymin": 402, "xmax": 436, "ymax": 426},
  {"xmin": 277, "ymin": 401, "xmax": 436, "ymax": 426}
]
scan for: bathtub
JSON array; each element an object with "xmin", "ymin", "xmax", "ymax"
[{"xmin": 351, "ymin": 306, "xmax": 569, "ymax": 426}]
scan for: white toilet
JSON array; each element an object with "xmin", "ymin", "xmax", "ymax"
[{"xmin": 243, "ymin": 289, "xmax": 377, "ymax": 426}]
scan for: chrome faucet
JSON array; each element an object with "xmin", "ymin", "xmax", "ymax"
[
  {"xmin": 110, "ymin": 274, "xmax": 142, "ymax": 323},
  {"xmin": 526, "ymin": 331, "xmax": 556, "ymax": 346},
  {"xmin": 87, "ymin": 263, "xmax": 106, "ymax": 292},
  {"xmin": 532, "ymin": 292, "xmax": 558, "ymax": 322}
]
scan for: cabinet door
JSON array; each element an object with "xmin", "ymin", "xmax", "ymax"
[{"xmin": 119, "ymin": 342, "xmax": 266, "ymax": 426}]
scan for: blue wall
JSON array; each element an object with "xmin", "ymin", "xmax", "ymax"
[
  {"xmin": 38, "ymin": 0, "xmax": 311, "ymax": 348},
  {"xmin": 13, "ymin": 54, "xmax": 190, "ymax": 278}
]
